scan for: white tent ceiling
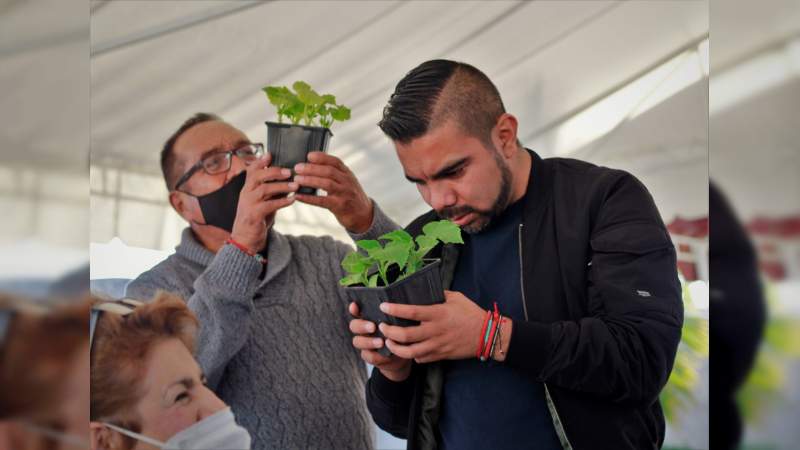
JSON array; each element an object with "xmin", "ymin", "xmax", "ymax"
[{"xmin": 89, "ymin": 1, "xmax": 709, "ymax": 249}]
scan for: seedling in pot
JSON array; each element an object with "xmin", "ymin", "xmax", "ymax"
[
  {"xmin": 340, "ymin": 220, "xmax": 464, "ymax": 356},
  {"xmin": 339, "ymin": 220, "xmax": 463, "ymax": 288},
  {"xmin": 262, "ymin": 81, "xmax": 351, "ymax": 129},
  {"xmin": 261, "ymin": 81, "xmax": 351, "ymax": 195}
]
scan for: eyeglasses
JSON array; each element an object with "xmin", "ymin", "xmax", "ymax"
[
  {"xmin": 89, "ymin": 299, "xmax": 143, "ymax": 349},
  {"xmin": 173, "ymin": 143, "xmax": 265, "ymax": 192}
]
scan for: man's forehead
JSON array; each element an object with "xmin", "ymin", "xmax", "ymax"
[
  {"xmin": 174, "ymin": 121, "xmax": 248, "ymax": 159},
  {"xmin": 395, "ymin": 124, "xmax": 484, "ymax": 178}
]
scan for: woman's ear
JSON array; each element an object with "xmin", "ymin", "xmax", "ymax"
[{"xmin": 90, "ymin": 421, "xmax": 120, "ymax": 450}]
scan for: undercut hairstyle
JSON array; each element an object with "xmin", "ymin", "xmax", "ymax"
[
  {"xmin": 378, "ymin": 59, "xmax": 507, "ymax": 148},
  {"xmin": 161, "ymin": 112, "xmax": 222, "ymax": 191}
]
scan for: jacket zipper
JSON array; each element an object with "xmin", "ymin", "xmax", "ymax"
[{"xmin": 518, "ymin": 223, "xmax": 573, "ymax": 450}]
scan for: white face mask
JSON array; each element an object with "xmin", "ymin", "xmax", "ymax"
[{"xmin": 102, "ymin": 407, "xmax": 251, "ymax": 450}]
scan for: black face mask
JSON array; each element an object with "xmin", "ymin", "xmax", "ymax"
[{"xmin": 194, "ymin": 171, "xmax": 247, "ymax": 232}]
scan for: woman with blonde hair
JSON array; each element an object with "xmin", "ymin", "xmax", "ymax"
[{"xmin": 89, "ymin": 292, "xmax": 251, "ymax": 450}]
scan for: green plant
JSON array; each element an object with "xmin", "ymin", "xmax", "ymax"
[
  {"xmin": 262, "ymin": 81, "xmax": 351, "ymax": 128},
  {"xmin": 339, "ymin": 220, "xmax": 463, "ymax": 288}
]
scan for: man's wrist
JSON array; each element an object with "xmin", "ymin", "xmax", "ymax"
[
  {"xmin": 379, "ymin": 363, "xmax": 412, "ymax": 383},
  {"xmin": 492, "ymin": 318, "xmax": 512, "ymax": 362},
  {"xmin": 346, "ymin": 199, "xmax": 375, "ymax": 234},
  {"xmin": 227, "ymin": 235, "xmax": 268, "ymax": 264}
]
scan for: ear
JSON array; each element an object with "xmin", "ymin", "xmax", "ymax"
[
  {"xmin": 90, "ymin": 421, "xmax": 114, "ymax": 450},
  {"xmin": 492, "ymin": 113, "xmax": 519, "ymax": 159},
  {"xmin": 169, "ymin": 190, "xmax": 200, "ymax": 224}
]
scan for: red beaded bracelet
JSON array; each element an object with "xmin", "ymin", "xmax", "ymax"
[{"xmin": 225, "ymin": 237, "xmax": 267, "ymax": 264}]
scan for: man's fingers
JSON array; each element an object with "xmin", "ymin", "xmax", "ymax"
[
  {"xmin": 349, "ymin": 318, "xmax": 376, "ymax": 335},
  {"xmin": 360, "ymin": 349, "xmax": 393, "ymax": 367},
  {"xmin": 379, "ymin": 322, "xmax": 429, "ymax": 344},
  {"xmin": 380, "ymin": 302, "xmax": 436, "ymax": 322},
  {"xmin": 243, "ymin": 157, "xmax": 273, "ymax": 188},
  {"xmin": 305, "ymin": 152, "xmax": 347, "ymax": 172},
  {"xmin": 293, "ymin": 174, "xmax": 337, "ymax": 193},
  {"xmin": 245, "ymin": 166, "xmax": 291, "ymax": 191},
  {"xmin": 294, "ymin": 193, "xmax": 333, "ymax": 209},
  {"xmin": 252, "ymin": 181, "xmax": 298, "ymax": 201},
  {"xmin": 348, "ymin": 302, "xmax": 361, "ymax": 318},
  {"xmin": 253, "ymin": 195, "xmax": 295, "ymax": 216},
  {"xmin": 294, "ymin": 160, "xmax": 344, "ymax": 180},
  {"xmin": 353, "ymin": 335, "xmax": 384, "ymax": 351},
  {"xmin": 384, "ymin": 339, "xmax": 436, "ymax": 360}
]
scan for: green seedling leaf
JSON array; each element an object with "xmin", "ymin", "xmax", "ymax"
[
  {"xmin": 339, "ymin": 220, "xmax": 462, "ymax": 288},
  {"xmin": 383, "ymin": 240, "xmax": 412, "ymax": 269},
  {"xmin": 415, "ymin": 234, "xmax": 438, "ymax": 259},
  {"xmin": 330, "ymin": 105, "xmax": 351, "ymax": 122},
  {"xmin": 367, "ymin": 274, "xmax": 379, "ymax": 287},
  {"xmin": 422, "ymin": 220, "xmax": 463, "ymax": 244},
  {"xmin": 339, "ymin": 273, "xmax": 365, "ymax": 287},
  {"xmin": 263, "ymin": 81, "xmax": 351, "ymax": 128},
  {"xmin": 293, "ymin": 81, "xmax": 323, "ymax": 106},
  {"xmin": 404, "ymin": 252, "xmax": 423, "ymax": 276},
  {"xmin": 263, "ymin": 86, "xmax": 295, "ymax": 107},
  {"xmin": 356, "ymin": 239, "xmax": 383, "ymax": 259},
  {"xmin": 379, "ymin": 229, "xmax": 413, "ymax": 245},
  {"xmin": 341, "ymin": 252, "xmax": 372, "ymax": 275},
  {"xmin": 285, "ymin": 101, "xmax": 305, "ymax": 125}
]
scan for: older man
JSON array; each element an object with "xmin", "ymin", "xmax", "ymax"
[{"xmin": 127, "ymin": 113, "xmax": 398, "ymax": 449}]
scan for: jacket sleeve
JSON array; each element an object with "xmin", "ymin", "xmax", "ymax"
[
  {"xmin": 365, "ymin": 364, "xmax": 417, "ymax": 439},
  {"xmin": 126, "ymin": 245, "xmax": 263, "ymax": 390},
  {"xmin": 505, "ymin": 173, "xmax": 684, "ymax": 404}
]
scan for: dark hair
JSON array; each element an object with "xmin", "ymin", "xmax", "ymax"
[
  {"xmin": 378, "ymin": 60, "xmax": 507, "ymax": 147},
  {"xmin": 161, "ymin": 112, "xmax": 221, "ymax": 191}
]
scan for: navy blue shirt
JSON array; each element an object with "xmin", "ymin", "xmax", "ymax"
[{"xmin": 439, "ymin": 196, "xmax": 561, "ymax": 450}]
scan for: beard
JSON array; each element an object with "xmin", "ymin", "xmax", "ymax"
[{"xmin": 436, "ymin": 149, "xmax": 513, "ymax": 234}]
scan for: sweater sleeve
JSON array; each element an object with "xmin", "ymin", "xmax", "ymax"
[
  {"xmin": 123, "ymin": 245, "xmax": 262, "ymax": 389},
  {"xmin": 347, "ymin": 199, "xmax": 401, "ymax": 243},
  {"xmin": 184, "ymin": 244, "xmax": 264, "ymax": 389},
  {"xmin": 504, "ymin": 173, "xmax": 684, "ymax": 404}
]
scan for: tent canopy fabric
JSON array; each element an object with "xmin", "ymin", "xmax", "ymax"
[{"xmin": 87, "ymin": 1, "xmax": 710, "ymax": 250}]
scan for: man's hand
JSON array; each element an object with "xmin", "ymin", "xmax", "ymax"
[
  {"xmin": 378, "ymin": 290, "xmax": 490, "ymax": 364},
  {"xmin": 349, "ymin": 302, "xmax": 413, "ymax": 382},
  {"xmin": 230, "ymin": 153, "xmax": 298, "ymax": 253},
  {"xmin": 293, "ymin": 152, "xmax": 374, "ymax": 234}
]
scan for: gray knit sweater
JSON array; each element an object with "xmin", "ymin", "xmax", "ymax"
[{"xmin": 125, "ymin": 202, "xmax": 398, "ymax": 450}]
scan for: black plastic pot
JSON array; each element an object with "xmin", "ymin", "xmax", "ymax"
[
  {"xmin": 346, "ymin": 259, "xmax": 444, "ymax": 357},
  {"xmin": 265, "ymin": 121, "xmax": 333, "ymax": 195}
]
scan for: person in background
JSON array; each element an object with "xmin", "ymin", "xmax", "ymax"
[
  {"xmin": 0, "ymin": 294, "xmax": 90, "ymax": 450},
  {"xmin": 89, "ymin": 291, "xmax": 251, "ymax": 450}
]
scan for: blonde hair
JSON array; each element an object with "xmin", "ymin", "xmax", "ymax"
[{"xmin": 90, "ymin": 291, "xmax": 198, "ymax": 448}]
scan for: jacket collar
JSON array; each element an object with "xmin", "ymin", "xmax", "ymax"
[{"xmin": 176, "ymin": 227, "xmax": 292, "ymax": 285}]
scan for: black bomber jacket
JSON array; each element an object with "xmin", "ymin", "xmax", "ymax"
[{"xmin": 365, "ymin": 149, "xmax": 684, "ymax": 450}]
